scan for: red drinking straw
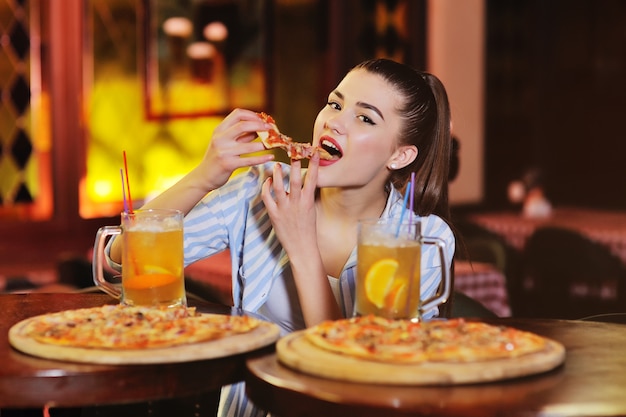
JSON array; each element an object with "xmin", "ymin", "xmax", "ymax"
[
  {"xmin": 123, "ymin": 151, "xmax": 134, "ymax": 213},
  {"xmin": 120, "ymin": 168, "xmax": 128, "ymax": 213}
]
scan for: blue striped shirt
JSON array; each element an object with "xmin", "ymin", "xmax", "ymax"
[{"xmin": 183, "ymin": 162, "xmax": 455, "ymax": 417}]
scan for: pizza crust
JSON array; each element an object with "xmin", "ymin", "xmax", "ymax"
[{"xmin": 277, "ymin": 330, "xmax": 565, "ymax": 385}]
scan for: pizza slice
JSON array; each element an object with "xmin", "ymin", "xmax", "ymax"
[{"xmin": 257, "ymin": 112, "xmax": 335, "ymax": 161}]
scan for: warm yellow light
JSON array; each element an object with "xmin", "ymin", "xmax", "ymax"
[
  {"xmin": 163, "ymin": 17, "xmax": 193, "ymax": 38},
  {"xmin": 83, "ymin": 75, "xmax": 223, "ymax": 218},
  {"xmin": 93, "ymin": 180, "xmax": 113, "ymax": 199},
  {"xmin": 203, "ymin": 21, "xmax": 228, "ymax": 42},
  {"xmin": 187, "ymin": 41, "xmax": 217, "ymax": 59}
]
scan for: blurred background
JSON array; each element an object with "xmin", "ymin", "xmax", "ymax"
[{"xmin": 1, "ymin": 0, "xmax": 625, "ymax": 308}]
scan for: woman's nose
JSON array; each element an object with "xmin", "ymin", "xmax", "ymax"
[{"xmin": 325, "ymin": 114, "xmax": 345, "ymax": 135}]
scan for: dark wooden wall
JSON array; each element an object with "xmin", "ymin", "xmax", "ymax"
[{"xmin": 484, "ymin": 0, "xmax": 626, "ymax": 210}]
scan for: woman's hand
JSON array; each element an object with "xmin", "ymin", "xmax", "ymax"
[
  {"xmin": 261, "ymin": 154, "xmax": 320, "ymax": 256},
  {"xmin": 195, "ymin": 108, "xmax": 275, "ymax": 192}
]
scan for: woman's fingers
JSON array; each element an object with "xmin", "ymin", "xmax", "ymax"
[
  {"xmin": 303, "ymin": 152, "xmax": 319, "ymax": 196},
  {"xmin": 218, "ymin": 108, "xmax": 270, "ymax": 134},
  {"xmin": 288, "ymin": 159, "xmax": 302, "ymax": 199},
  {"xmin": 261, "ymin": 176, "xmax": 276, "ymax": 211},
  {"xmin": 264, "ymin": 160, "xmax": 303, "ymax": 207},
  {"xmin": 271, "ymin": 162, "xmax": 287, "ymax": 198}
]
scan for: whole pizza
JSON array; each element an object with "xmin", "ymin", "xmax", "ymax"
[
  {"xmin": 9, "ymin": 304, "xmax": 280, "ymax": 364},
  {"xmin": 277, "ymin": 315, "xmax": 566, "ymax": 385},
  {"xmin": 306, "ymin": 315, "xmax": 549, "ymax": 363}
]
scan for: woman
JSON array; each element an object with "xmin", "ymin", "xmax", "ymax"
[{"xmin": 112, "ymin": 58, "xmax": 455, "ymax": 416}]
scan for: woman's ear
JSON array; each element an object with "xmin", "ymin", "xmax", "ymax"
[{"xmin": 388, "ymin": 145, "xmax": 418, "ymax": 170}]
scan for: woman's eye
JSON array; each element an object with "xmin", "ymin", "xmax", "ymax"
[
  {"xmin": 358, "ymin": 115, "xmax": 375, "ymax": 125},
  {"xmin": 327, "ymin": 101, "xmax": 341, "ymax": 110}
]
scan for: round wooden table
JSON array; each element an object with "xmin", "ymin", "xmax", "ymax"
[
  {"xmin": 246, "ymin": 318, "xmax": 626, "ymax": 417},
  {"xmin": 0, "ymin": 292, "xmax": 273, "ymax": 416}
]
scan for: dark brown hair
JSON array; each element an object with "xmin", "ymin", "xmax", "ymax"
[{"xmin": 352, "ymin": 58, "xmax": 452, "ymax": 222}]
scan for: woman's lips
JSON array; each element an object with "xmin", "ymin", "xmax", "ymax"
[
  {"xmin": 317, "ymin": 137, "xmax": 341, "ymax": 166},
  {"xmin": 319, "ymin": 136, "xmax": 342, "ymax": 157},
  {"xmin": 318, "ymin": 157, "xmax": 337, "ymax": 167}
]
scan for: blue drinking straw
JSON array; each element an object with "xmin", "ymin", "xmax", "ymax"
[
  {"xmin": 409, "ymin": 172, "xmax": 416, "ymax": 224},
  {"xmin": 396, "ymin": 180, "xmax": 411, "ymax": 237}
]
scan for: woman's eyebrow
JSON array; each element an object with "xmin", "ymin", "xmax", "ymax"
[
  {"xmin": 331, "ymin": 90, "xmax": 384, "ymax": 121},
  {"xmin": 331, "ymin": 89, "xmax": 343, "ymax": 100},
  {"xmin": 357, "ymin": 102, "xmax": 384, "ymax": 121},
  {"xmin": 332, "ymin": 90, "xmax": 385, "ymax": 120}
]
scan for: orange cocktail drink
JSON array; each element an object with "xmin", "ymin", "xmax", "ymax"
[
  {"xmin": 356, "ymin": 219, "xmax": 421, "ymax": 319},
  {"xmin": 355, "ymin": 218, "xmax": 451, "ymax": 321},
  {"xmin": 93, "ymin": 209, "xmax": 187, "ymax": 308},
  {"xmin": 121, "ymin": 223, "xmax": 185, "ymax": 307}
]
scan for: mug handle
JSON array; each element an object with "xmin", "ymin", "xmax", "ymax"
[
  {"xmin": 92, "ymin": 226, "xmax": 122, "ymax": 299},
  {"xmin": 419, "ymin": 236, "xmax": 451, "ymax": 314}
]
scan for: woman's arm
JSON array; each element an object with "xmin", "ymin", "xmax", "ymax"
[{"xmin": 111, "ymin": 109, "xmax": 275, "ymax": 263}]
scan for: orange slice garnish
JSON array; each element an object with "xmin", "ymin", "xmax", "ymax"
[
  {"xmin": 385, "ymin": 281, "xmax": 408, "ymax": 311},
  {"xmin": 125, "ymin": 272, "xmax": 178, "ymax": 289},
  {"xmin": 365, "ymin": 258, "xmax": 399, "ymax": 308}
]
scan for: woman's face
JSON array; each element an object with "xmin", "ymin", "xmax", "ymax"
[{"xmin": 313, "ymin": 68, "xmax": 404, "ymax": 189}]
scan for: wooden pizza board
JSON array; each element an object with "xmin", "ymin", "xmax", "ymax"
[
  {"xmin": 277, "ymin": 330, "xmax": 565, "ymax": 385},
  {"xmin": 9, "ymin": 314, "xmax": 280, "ymax": 365}
]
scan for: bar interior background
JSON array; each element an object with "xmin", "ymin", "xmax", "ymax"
[{"xmin": 1, "ymin": 0, "xmax": 625, "ymax": 282}]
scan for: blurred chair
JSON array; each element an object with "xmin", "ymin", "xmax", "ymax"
[
  {"xmin": 459, "ymin": 235, "xmax": 508, "ymax": 274},
  {"xmin": 453, "ymin": 219, "xmax": 525, "ymax": 281},
  {"xmin": 185, "ymin": 277, "xmax": 232, "ymax": 305},
  {"xmin": 57, "ymin": 255, "xmax": 97, "ymax": 289},
  {"xmin": 450, "ymin": 291, "xmax": 498, "ymax": 318},
  {"xmin": 438, "ymin": 263, "xmax": 499, "ymax": 319},
  {"xmin": 515, "ymin": 226, "xmax": 626, "ymax": 319},
  {"xmin": 436, "ymin": 260, "xmax": 456, "ymax": 318},
  {"xmin": 453, "ymin": 219, "xmax": 522, "ymax": 313}
]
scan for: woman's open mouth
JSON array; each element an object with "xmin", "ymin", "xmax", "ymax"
[{"xmin": 319, "ymin": 137, "xmax": 342, "ymax": 161}]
